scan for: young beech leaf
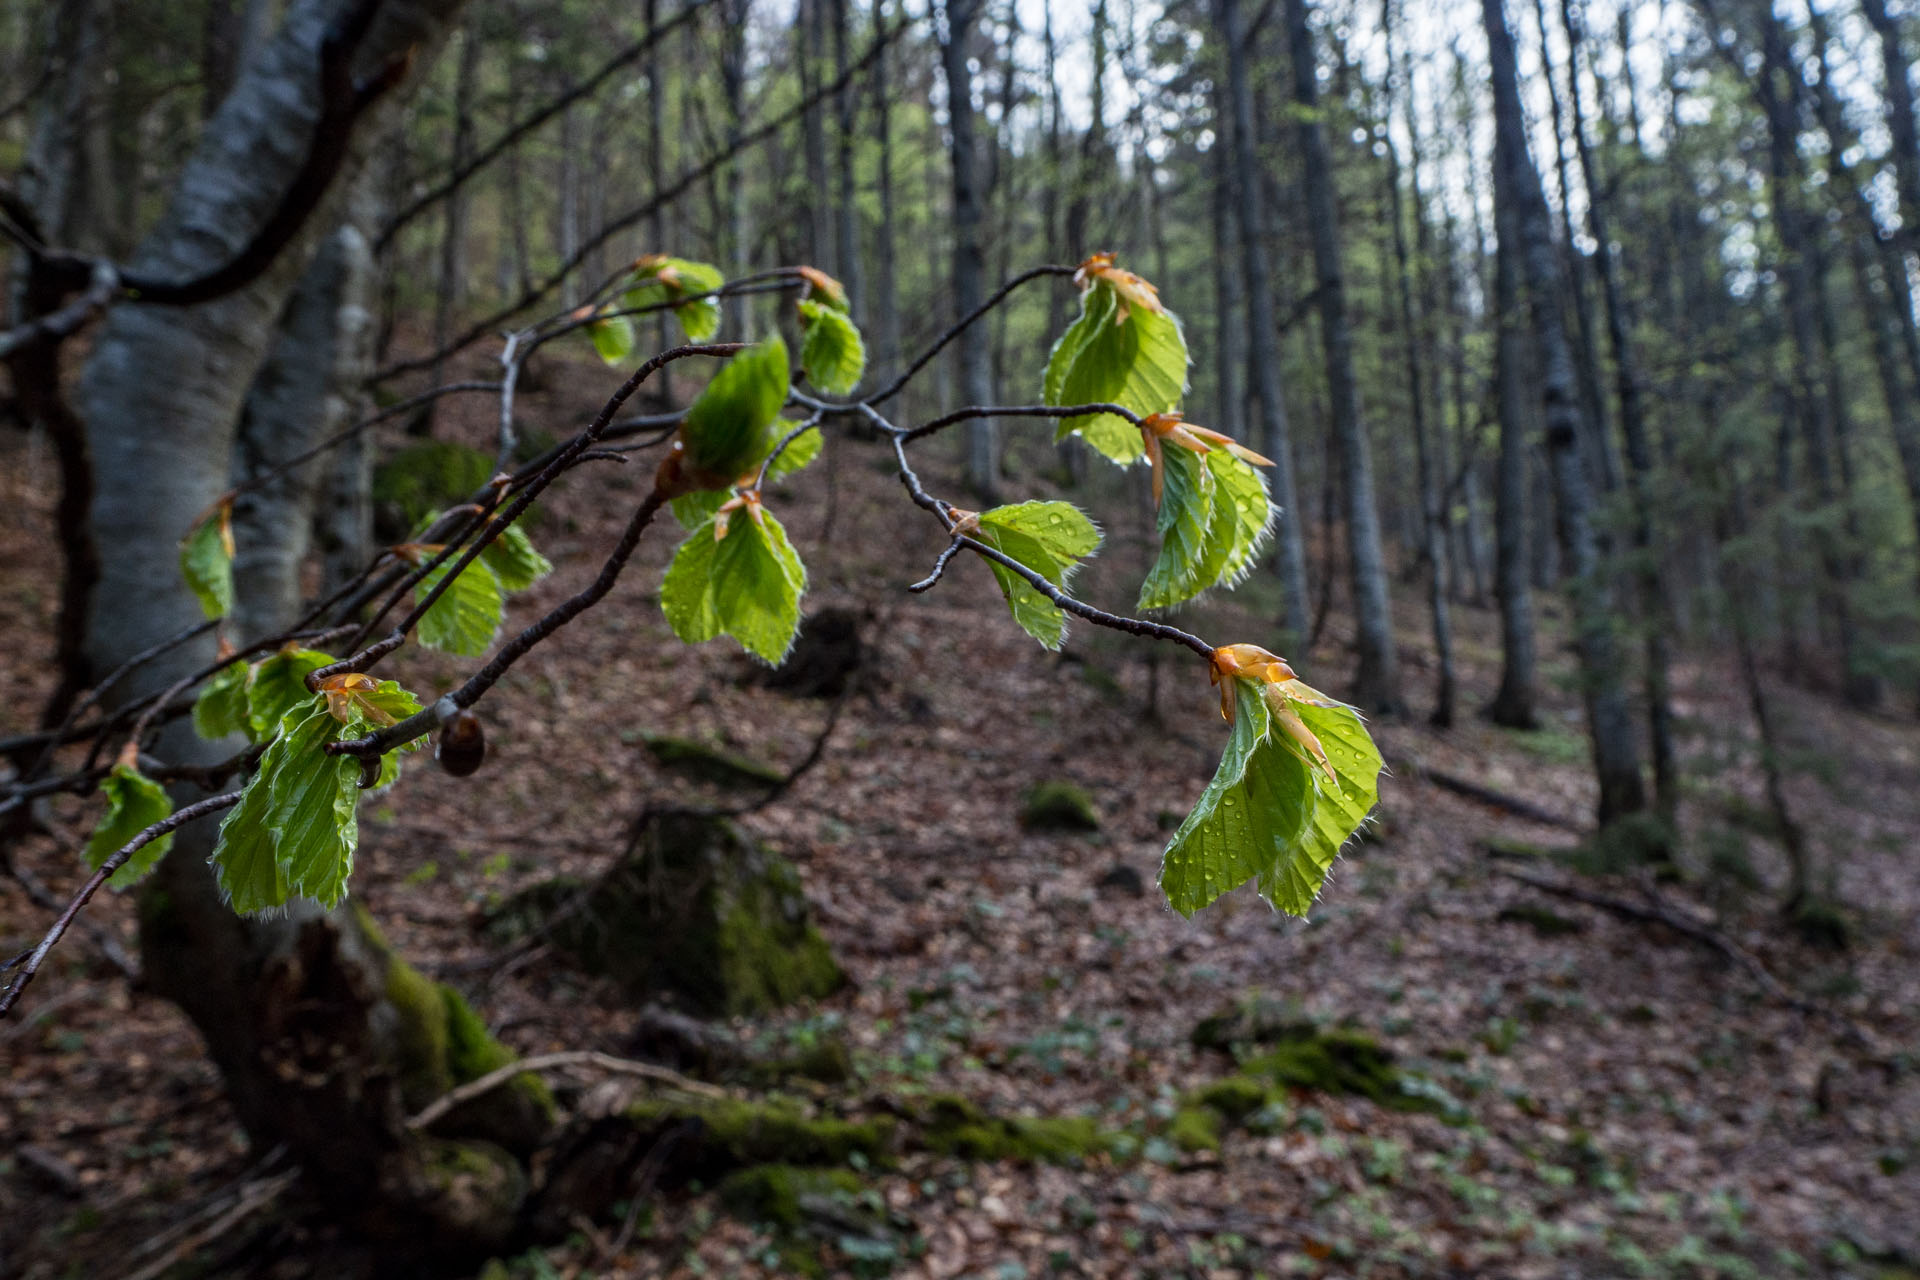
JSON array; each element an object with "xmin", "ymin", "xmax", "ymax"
[
  {"xmin": 1159, "ymin": 679, "xmax": 1317, "ymax": 917},
  {"xmin": 85, "ymin": 764, "xmax": 175, "ymax": 890},
  {"xmin": 246, "ymin": 648, "xmax": 336, "ymax": 741},
  {"xmin": 480, "ymin": 521, "xmax": 553, "ymax": 592},
  {"xmin": 1197, "ymin": 449, "xmax": 1274, "ymax": 588},
  {"xmin": 1138, "ymin": 444, "xmax": 1216, "ymax": 610},
  {"xmin": 668, "ymin": 424, "xmax": 821, "ymax": 529},
  {"xmin": 661, "ymin": 507, "xmax": 807, "ymax": 664},
  {"xmin": 210, "ymin": 760, "xmax": 290, "ymax": 915},
  {"xmin": 193, "ymin": 661, "xmax": 252, "ymax": 741},
  {"xmin": 765, "ymin": 422, "xmax": 823, "ymax": 479},
  {"xmin": 1042, "ymin": 276, "xmax": 1189, "ymax": 465},
  {"xmin": 678, "ymin": 337, "xmax": 791, "ymax": 483},
  {"xmin": 588, "ymin": 310, "xmax": 636, "ymax": 366},
  {"xmin": 1255, "ymin": 681, "xmax": 1383, "ymax": 915},
  {"xmin": 625, "ymin": 256, "xmax": 725, "ymax": 341},
  {"xmin": 797, "ymin": 299, "xmax": 866, "ymax": 395},
  {"xmin": 267, "ymin": 707, "xmax": 362, "ymax": 909},
  {"xmin": 180, "ymin": 505, "xmax": 235, "ymax": 620},
  {"xmin": 414, "ymin": 558, "xmax": 504, "ymax": 656},
  {"xmin": 972, "ymin": 501, "xmax": 1102, "ymax": 651}
]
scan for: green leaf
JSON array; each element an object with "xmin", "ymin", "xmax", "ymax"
[
  {"xmin": 711, "ymin": 509, "xmax": 807, "ymax": 664},
  {"xmin": 973, "ymin": 501, "xmax": 1103, "ymax": 650},
  {"xmin": 679, "ymin": 337, "xmax": 791, "ymax": 482},
  {"xmin": 1256, "ymin": 688, "xmax": 1382, "ymax": 915},
  {"xmin": 1158, "ymin": 680, "xmax": 1318, "ymax": 918},
  {"xmin": 84, "ymin": 764, "xmax": 174, "ymax": 890},
  {"xmin": 210, "ymin": 762, "xmax": 290, "ymax": 915},
  {"xmin": 180, "ymin": 507, "xmax": 234, "ymax": 620},
  {"xmin": 1042, "ymin": 279, "xmax": 1188, "ymax": 464},
  {"xmin": 414, "ymin": 558, "xmax": 503, "ymax": 656},
  {"xmin": 245, "ymin": 650, "xmax": 334, "ymax": 741},
  {"xmin": 797, "ymin": 299, "xmax": 866, "ymax": 395},
  {"xmin": 670, "ymin": 490, "xmax": 730, "ymax": 529},
  {"xmin": 192, "ymin": 661, "xmax": 251, "ymax": 741},
  {"xmin": 764, "ymin": 422, "xmax": 823, "ymax": 480},
  {"xmin": 661, "ymin": 519, "xmax": 723, "ymax": 645},
  {"xmin": 588, "ymin": 311, "xmax": 636, "ymax": 365},
  {"xmin": 1197, "ymin": 448, "xmax": 1273, "ymax": 587},
  {"xmin": 1138, "ymin": 444, "xmax": 1217, "ymax": 610},
  {"xmin": 267, "ymin": 708, "xmax": 362, "ymax": 909},
  {"xmin": 480, "ymin": 521, "xmax": 553, "ymax": 592},
  {"xmin": 662, "ymin": 509, "xmax": 807, "ymax": 664},
  {"xmin": 626, "ymin": 257, "xmax": 725, "ymax": 341}
]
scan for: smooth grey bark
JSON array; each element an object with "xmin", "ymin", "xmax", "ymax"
[
  {"xmin": 75, "ymin": 0, "xmax": 550, "ymax": 1248},
  {"xmin": 937, "ymin": 0, "xmax": 998, "ymax": 499},
  {"xmin": 1485, "ymin": 0, "xmax": 1645, "ymax": 822},
  {"xmin": 645, "ymin": 0, "xmax": 673, "ymax": 403},
  {"xmin": 1217, "ymin": 0, "xmax": 1311, "ymax": 645},
  {"xmin": 1285, "ymin": 0, "xmax": 1401, "ymax": 711},
  {"xmin": 1562, "ymin": 0, "xmax": 1676, "ymax": 819},
  {"xmin": 800, "ymin": 0, "xmax": 831, "ymax": 267}
]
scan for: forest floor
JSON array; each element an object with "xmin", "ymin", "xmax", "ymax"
[{"xmin": 3, "ymin": 342, "xmax": 1920, "ymax": 1280}]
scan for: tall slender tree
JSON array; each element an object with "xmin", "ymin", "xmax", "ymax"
[
  {"xmin": 1285, "ymin": 0, "xmax": 1401, "ymax": 711},
  {"xmin": 1485, "ymin": 0, "xmax": 1647, "ymax": 823}
]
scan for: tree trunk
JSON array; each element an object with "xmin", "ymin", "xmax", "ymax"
[
  {"xmin": 831, "ymin": 0, "xmax": 862, "ymax": 315},
  {"xmin": 1380, "ymin": 1, "xmax": 1453, "ymax": 726},
  {"xmin": 1562, "ymin": 0, "xmax": 1676, "ymax": 821},
  {"xmin": 75, "ymin": 0, "xmax": 554, "ymax": 1251},
  {"xmin": 721, "ymin": 0, "xmax": 752, "ymax": 335},
  {"xmin": 937, "ymin": 0, "xmax": 998, "ymax": 500},
  {"xmin": 1217, "ymin": 0, "xmax": 1311, "ymax": 646},
  {"xmin": 1286, "ymin": 0, "xmax": 1401, "ymax": 711},
  {"xmin": 1860, "ymin": 0, "xmax": 1920, "ymax": 260},
  {"xmin": 1486, "ymin": 0, "xmax": 1645, "ymax": 822},
  {"xmin": 1483, "ymin": 67, "xmax": 1539, "ymax": 729}
]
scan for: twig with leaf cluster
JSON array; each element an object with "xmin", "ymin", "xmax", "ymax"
[{"xmin": 4, "ymin": 250, "xmax": 1388, "ymax": 1020}]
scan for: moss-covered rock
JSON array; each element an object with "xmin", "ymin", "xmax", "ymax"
[
  {"xmin": 495, "ymin": 812, "xmax": 845, "ymax": 1016},
  {"xmin": 1790, "ymin": 896, "xmax": 1854, "ymax": 950},
  {"xmin": 642, "ymin": 734, "xmax": 786, "ymax": 790},
  {"xmin": 1191, "ymin": 993, "xmax": 1316, "ymax": 1052},
  {"xmin": 915, "ymin": 1094, "xmax": 1121, "ymax": 1163},
  {"xmin": 1019, "ymin": 781, "xmax": 1100, "ymax": 833},
  {"xmin": 1240, "ymin": 1026, "xmax": 1446, "ymax": 1115}
]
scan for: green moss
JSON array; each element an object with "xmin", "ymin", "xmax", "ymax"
[
  {"xmin": 1186, "ymin": 1075, "xmax": 1273, "ymax": 1123},
  {"xmin": 643, "ymin": 734, "xmax": 786, "ymax": 789},
  {"xmin": 384, "ymin": 943, "xmax": 454, "ymax": 1107},
  {"xmin": 372, "ymin": 440, "xmax": 496, "ymax": 528},
  {"xmin": 1167, "ymin": 1107, "xmax": 1222, "ymax": 1153},
  {"xmin": 1241, "ymin": 1027, "xmax": 1435, "ymax": 1112},
  {"xmin": 1019, "ymin": 781, "xmax": 1100, "ymax": 832},
  {"xmin": 717, "ymin": 1164, "xmax": 864, "ymax": 1228},
  {"xmin": 627, "ymin": 1096, "xmax": 895, "ymax": 1172},
  {"xmin": 916, "ymin": 1094, "xmax": 1121, "ymax": 1163},
  {"xmin": 712, "ymin": 879, "xmax": 845, "ymax": 1015},
  {"xmin": 1790, "ymin": 896, "xmax": 1853, "ymax": 950}
]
